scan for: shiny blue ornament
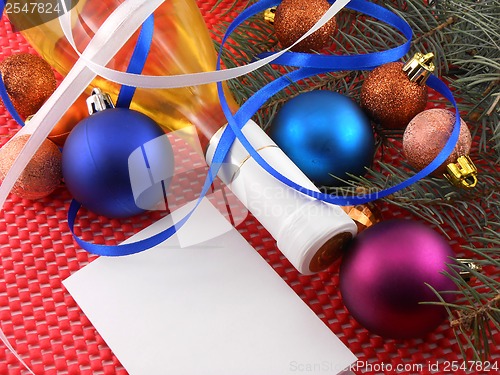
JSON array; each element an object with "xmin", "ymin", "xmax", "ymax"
[
  {"xmin": 62, "ymin": 107, "xmax": 173, "ymax": 218},
  {"xmin": 270, "ymin": 91, "xmax": 375, "ymax": 186}
]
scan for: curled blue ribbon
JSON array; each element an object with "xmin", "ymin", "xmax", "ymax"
[
  {"xmin": 1, "ymin": 0, "xmax": 461, "ymax": 256},
  {"xmin": 214, "ymin": 0, "xmax": 460, "ymax": 206},
  {"xmin": 70, "ymin": 0, "xmax": 460, "ymax": 256}
]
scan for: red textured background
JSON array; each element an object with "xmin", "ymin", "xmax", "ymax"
[{"xmin": 0, "ymin": 1, "xmax": 499, "ymax": 374}]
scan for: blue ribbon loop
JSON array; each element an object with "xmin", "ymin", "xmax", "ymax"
[
  {"xmin": 0, "ymin": 0, "xmax": 461, "ymax": 256},
  {"xmin": 214, "ymin": 0, "xmax": 460, "ymax": 206},
  {"xmin": 216, "ymin": 73, "xmax": 460, "ymax": 207}
]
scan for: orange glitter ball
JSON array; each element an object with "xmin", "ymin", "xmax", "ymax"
[
  {"xmin": 0, "ymin": 53, "xmax": 56, "ymax": 118},
  {"xmin": 0, "ymin": 135, "xmax": 62, "ymax": 199},
  {"xmin": 274, "ymin": 0, "xmax": 337, "ymax": 52},
  {"xmin": 360, "ymin": 62, "xmax": 428, "ymax": 130}
]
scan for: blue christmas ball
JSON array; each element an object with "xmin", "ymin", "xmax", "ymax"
[
  {"xmin": 62, "ymin": 108, "xmax": 174, "ymax": 218},
  {"xmin": 270, "ymin": 91, "xmax": 375, "ymax": 186}
]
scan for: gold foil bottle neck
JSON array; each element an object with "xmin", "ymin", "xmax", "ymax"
[{"xmin": 402, "ymin": 52, "xmax": 435, "ymax": 86}]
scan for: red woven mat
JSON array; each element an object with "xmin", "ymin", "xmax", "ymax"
[{"xmin": 0, "ymin": 1, "xmax": 499, "ymax": 374}]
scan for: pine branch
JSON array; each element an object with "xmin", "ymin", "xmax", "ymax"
[
  {"xmin": 411, "ymin": 16, "xmax": 457, "ymax": 46},
  {"xmin": 451, "ymin": 294, "xmax": 500, "ymax": 331}
]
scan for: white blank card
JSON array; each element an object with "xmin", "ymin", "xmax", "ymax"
[{"xmin": 64, "ymin": 199, "xmax": 356, "ymax": 375}]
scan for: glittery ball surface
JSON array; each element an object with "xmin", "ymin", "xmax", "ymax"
[
  {"xmin": 403, "ymin": 108, "xmax": 471, "ymax": 174},
  {"xmin": 360, "ymin": 62, "xmax": 428, "ymax": 129},
  {"xmin": 274, "ymin": 0, "xmax": 337, "ymax": 52},
  {"xmin": 0, "ymin": 135, "xmax": 62, "ymax": 199},
  {"xmin": 0, "ymin": 53, "xmax": 57, "ymax": 118}
]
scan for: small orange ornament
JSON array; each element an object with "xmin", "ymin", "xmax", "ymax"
[
  {"xmin": 0, "ymin": 135, "xmax": 62, "ymax": 199},
  {"xmin": 360, "ymin": 53, "xmax": 435, "ymax": 130},
  {"xmin": 274, "ymin": 0, "xmax": 337, "ymax": 52},
  {"xmin": 0, "ymin": 53, "xmax": 56, "ymax": 118}
]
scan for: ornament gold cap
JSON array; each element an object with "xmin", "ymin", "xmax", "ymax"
[
  {"xmin": 264, "ymin": 7, "xmax": 277, "ymax": 24},
  {"xmin": 402, "ymin": 52, "xmax": 435, "ymax": 86},
  {"xmin": 87, "ymin": 88, "xmax": 115, "ymax": 115},
  {"xmin": 457, "ymin": 258, "xmax": 483, "ymax": 282},
  {"xmin": 444, "ymin": 155, "xmax": 478, "ymax": 189}
]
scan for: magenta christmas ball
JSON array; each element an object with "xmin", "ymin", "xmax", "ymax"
[{"xmin": 339, "ymin": 219, "xmax": 458, "ymax": 339}]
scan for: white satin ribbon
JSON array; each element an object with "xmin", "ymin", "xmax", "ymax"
[
  {"xmin": 58, "ymin": 0, "xmax": 351, "ymax": 88},
  {"xmin": 0, "ymin": 329, "xmax": 35, "ymax": 374}
]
